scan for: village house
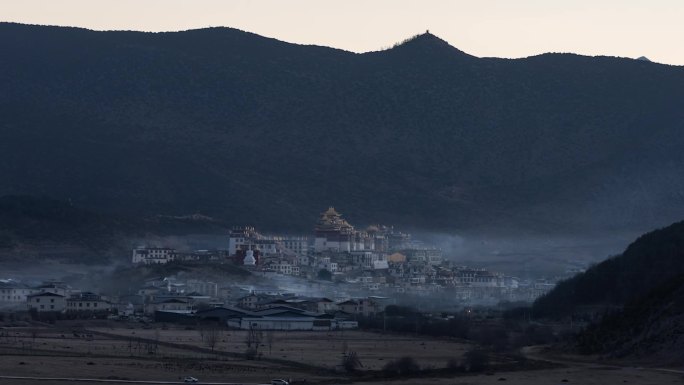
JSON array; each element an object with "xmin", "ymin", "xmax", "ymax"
[
  {"xmin": 236, "ymin": 293, "xmax": 263, "ymax": 310},
  {"xmin": 351, "ymin": 251, "xmax": 385, "ymax": 270},
  {"xmin": 269, "ymin": 260, "xmax": 300, "ymax": 276},
  {"xmin": 66, "ymin": 292, "xmax": 112, "ymax": 314},
  {"xmin": 132, "ymin": 247, "xmax": 175, "ymax": 264},
  {"xmin": 337, "ymin": 299, "xmax": 360, "ymax": 315},
  {"xmin": 316, "ymin": 256, "xmax": 338, "ymax": 273},
  {"xmin": 34, "ymin": 281, "xmax": 71, "ymax": 296},
  {"xmin": 279, "ymin": 236, "xmax": 309, "ymax": 261},
  {"xmin": 185, "ymin": 292, "xmax": 212, "ymax": 305},
  {"xmin": 0, "ymin": 281, "xmax": 35, "ymax": 307},
  {"xmin": 148, "ymin": 298, "xmax": 193, "ymax": 315},
  {"xmin": 282, "ymin": 297, "xmax": 337, "ymax": 313},
  {"xmin": 137, "ymin": 285, "xmax": 162, "ymax": 299},
  {"xmin": 185, "ymin": 280, "xmax": 219, "ymax": 297},
  {"xmin": 171, "ymin": 249, "xmax": 227, "ymax": 263},
  {"xmin": 310, "ymin": 297, "xmax": 337, "ymax": 313},
  {"xmin": 337, "ymin": 297, "xmax": 384, "ymax": 317},
  {"xmin": 453, "ymin": 268, "xmax": 501, "ymax": 287},
  {"xmin": 115, "ymin": 294, "xmax": 144, "ymax": 315},
  {"xmin": 218, "ymin": 286, "xmax": 233, "ymax": 300},
  {"xmin": 27, "ymin": 292, "xmax": 66, "ymax": 313},
  {"xmin": 132, "ymin": 247, "xmax": 227, "ymax": 265},
  {"xmin": 404, "ymin": 248, "xmax": 443, "ymax": 266}
]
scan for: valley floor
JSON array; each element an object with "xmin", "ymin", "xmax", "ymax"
[{"xmin": 0, "ymin": 322, "xmax": 681, "ymax": 385}]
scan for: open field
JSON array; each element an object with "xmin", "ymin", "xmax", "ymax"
[
  {"xmin": 0, "ymin": 322, "xmax": 472, "ymax": 384},
  {"xmin": 351, "ymin": 366, "xmax": 684, "ymax": 385},
  {"xmin": 0, "ymin": 322, "xmax": 682, "ymax": 385},
  {"xmin": 0, "ymin": 354, "xmax": 301, "ymax": 384},
  {"xmin": 84, "ymin": 326, "xmax": 472, "ymax": 370}
]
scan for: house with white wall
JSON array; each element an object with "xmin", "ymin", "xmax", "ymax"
[{"xmin": 27, "ymin": 292, "xmax": 66, "ymax": 313}]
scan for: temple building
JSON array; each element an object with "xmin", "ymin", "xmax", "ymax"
[
  {"xmin": 313, "ymin": 207, "xmax": 386, "ymax": 253},
  {"xmin": 314, "ymin": 207, "xmax": 357, "ymax": 252}
]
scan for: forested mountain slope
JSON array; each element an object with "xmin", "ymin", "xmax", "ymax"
[{"xmin": 2, "ymin": 23, "xmax": 684, "ymax": 233}]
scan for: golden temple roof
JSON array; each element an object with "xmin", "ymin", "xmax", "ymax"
[
  {"xmin": 316, "ymin": 206, "xmax": 354, "ymax": 232},
  {"xmin": 323, "ymin": 206, "xmax": 340, "ymax": 217}
]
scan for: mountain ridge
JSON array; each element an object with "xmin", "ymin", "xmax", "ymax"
[
  {"xmin": 6, "ymin": 22, "xmax": 676, "ymax": 65},
  {"xmin": 1, "ymin": 23, "xmax": 684, "ymax": 234}
]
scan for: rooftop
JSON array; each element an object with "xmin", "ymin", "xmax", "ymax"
[{"xmin": 28, "ymin": 292, "xmax": 65, "ymax": 298}]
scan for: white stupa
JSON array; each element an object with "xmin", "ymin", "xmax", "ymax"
[{"xmin": 243, "ymin": 249, "xmax": 256, "ymax": 266}]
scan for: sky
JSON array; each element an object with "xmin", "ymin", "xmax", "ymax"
[{"xmin": 1, "ymin": 0, "xmax": 682, "ymax": 65}]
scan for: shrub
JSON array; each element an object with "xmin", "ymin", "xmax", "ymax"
[
  {"xmin": 382, "ymin": 356, "xmax": 421, "ymax": 376},
  {"xmin": 244, "ymin": 348, "xmax": 257, "ymax": 360},
  {"xmin": 463, "ymin": 348, "xmax": 490, "ymax": 372},
  {"xmin": 446, "ymin": 357, "xmax": 464, "ymax": 372},
  {"xmin": 342, "ymin": 351, "xmax": 362, "ymax": 372}
]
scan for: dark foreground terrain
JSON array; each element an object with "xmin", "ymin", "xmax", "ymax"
[{"xmin": 0, "ymin": 322, "xmax": 681, "ymax": 385}]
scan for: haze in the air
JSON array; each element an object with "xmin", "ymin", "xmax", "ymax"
[{"xmin": 1, "ymin": 0, "xmax": 682, "ymax": 65}]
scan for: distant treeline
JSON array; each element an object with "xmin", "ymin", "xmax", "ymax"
[
  {"xmin": 0, "ymin": 195, "xmax": 230, "ymax": 263},
  {"xmin": 0, "ymin": 195, "xmax": 131, "ymax": 251},
  {"xmin": 357, "ymin": 305, "xmax": 555, "ymax": 352}
]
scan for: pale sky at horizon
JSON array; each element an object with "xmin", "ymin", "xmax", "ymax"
[{"xmin": 1, "ymin": 0, "xmax": 683, "ymax": 65}]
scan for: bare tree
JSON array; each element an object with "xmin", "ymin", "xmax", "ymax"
[
  {"xmin": 266, "ymin": 330, "xmax": 275, "ymax": 355},
  {"xmin": 204, "ymin": 326, "xmax": 221, "ymax": 352},
  {"xmin": 245, "ymin": 324, "xmax": 263, "ymax": 355},
  {"xmin": 463, "ymin": 348, "xmax": 489, "ymax": 372},
  {"xmin": 197, "ymin": 324, "xmax": 205, "ymax": 342},
  {"xmin": 383, "ymin": 356, "xmax": 420, "ymax": 376}
]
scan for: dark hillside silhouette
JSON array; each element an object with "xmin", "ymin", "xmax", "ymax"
[
  {"xmin": 528, "ymin": 219, "xmax": 684, "ymax": 363},
  {"xmin": 533, "ymin": 219, "xmax": 684, "ymax": 318},
  {"xmin": 1, "ymin": 23, "xmax": 684, "ymax": 233}
]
